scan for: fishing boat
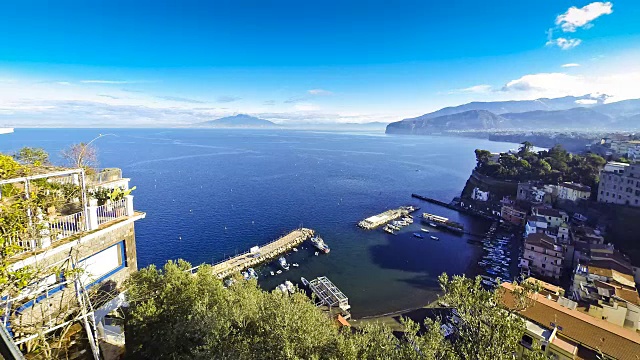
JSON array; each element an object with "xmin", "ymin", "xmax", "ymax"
[
  {"xmin": 311, "ymin": 236, "xmax": 331, "ymax": 254},
  {"xmin": 388, "ymin": 224, "xmax": 401, "ymax": 231},
  {"xmin": 430, "ymin": 235, "xmax": 439, "ymax": 241},
  {"xmin": 413, "ymin": 232, "xmax": 423, "ymax": 239},
  {"xmin": 383, "ymin": 226, "xmax": 395, "ymax": 235},
  {"xmin": 421, "ymin": 228, "xmax": 430, "ymax": 233},
  {"xmin": 301, "ymin": 277, "xmax": 310, "ymax": 287},
  {"xmin": 278, "ymin": 257, "xmax": 290, "ymax": 271},
  {"xmin": 422, "ymin": 212, "xmax": 464, "ymax": 234}
]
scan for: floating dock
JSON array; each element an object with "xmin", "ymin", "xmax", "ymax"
[
  {"xmin": 358, "ymin": 206, "xmax": 418, "ymax": 230},
  {"xmin": 202, "ymin": 228, "xmax": 314, "ymax": 278},
  {"xmin": 309, "ymin": 276, "xmax": 351, "ymax": 319}
]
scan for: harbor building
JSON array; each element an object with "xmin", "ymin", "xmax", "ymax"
[
  {"xmin": 0, "ymin": 165, "xmax": 144, "ymax": 354},
  {"xmin": 597, "ymin": 162, "xmax": 640, "ymax": 207}
]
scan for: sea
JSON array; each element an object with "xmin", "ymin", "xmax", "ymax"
[{"xmin": 1, "ymin": 129, "xmax": 518, "ymax": 317}]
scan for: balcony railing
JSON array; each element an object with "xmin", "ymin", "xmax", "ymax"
[
  {"xmin": 8, "ymin": 196, "xmax": 134, "ymax": 258},
  {"xmin": 96, "ymin": 199, "xmax": 127, "ymax": 226}
]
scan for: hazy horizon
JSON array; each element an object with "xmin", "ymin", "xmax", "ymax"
[{"xmin": 1, "ymin": 1, "xmax": 639, "ymax": 127}]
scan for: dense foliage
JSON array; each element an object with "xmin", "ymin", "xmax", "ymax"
[
  {"xmin": 125, "ymin": 261, "xmax": 543, "ymax": 360},
  {"xmin": 474, "ymin": 142, "xmax": 605, "ymax": 190}
]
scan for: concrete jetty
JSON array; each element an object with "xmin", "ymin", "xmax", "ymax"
[
  {"xmin": 205, "ymin": 228, "xmax": 314, "ymax": 278},
  {"xmin": 357, "ymin": 206, "xmax": 418, "ymax": 230}
]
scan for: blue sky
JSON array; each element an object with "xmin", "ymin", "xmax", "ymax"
[{"xmin": 0, "ymin": 0, "xmax": 639, "ymax": 126}]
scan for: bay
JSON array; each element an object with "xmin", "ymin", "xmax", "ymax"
[{"xmin": 1, "ymin": 129, "xmax": 517, "ymax": 317}]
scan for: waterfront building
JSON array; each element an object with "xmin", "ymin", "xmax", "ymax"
[
  {"xmin": 556, "ymin": 182, "xmax": 591, "ymax": 202},
  {"xmin": 531, "ymin": 206, "xmax": 569, "ymax": 228},
  {"xmin": 501, "ymin": 196, "xmax": 528, "ymax": 226},
  {"xmin": 522, "ymin": 233, "xmax": 564, "ymax": 279},
  {"xmin": 524, "ymin": 216, "xmax": 547, "ymax": 237},
  {"xmin": 471, "ymin": 187, "xmax": 489, "ymax": 202},
  {"xmin": 0, "ymin": 166, "xmax": 144, "ymax": 352},
  {"xmin": 516, "ymin": 182, "xmax": 546, "ymax": 203},
  {"xmin": 597, "ymin": 162, "xmax": 640, "ymax": 207},
  {"xmin": 502, "ymin": 282, "xmax": 640, "ymax": 360}
]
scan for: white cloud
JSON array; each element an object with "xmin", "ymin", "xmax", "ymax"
[
  {"xmin": 451, "ymin": 84, "xmax": 492, "ymax": 94},
  {"xmin": 561, "ymin": 63, "xmax": 581, "ymax": 68},
  {"xmin": 556, "ymin": 2, "xmax": 613, "ymax": 32},
  {"xmin": 500, "ymin": 70, "xmax": 640, "ymax": 103},
  {"xmin": 546, "ymin": 37, "xmax": 582, "ymax": 50},
  {"xmin": 56, "ymin": 81, "xmax": 72, "ymax": 85},
  {"xmin": 307, "ymin": 89, "xmax": 333, "ymax": 96}
]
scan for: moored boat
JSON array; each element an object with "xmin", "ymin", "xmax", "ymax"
[
  {"xmin": 279, "ymin": 257, "xmax": 290, "ymax": 271},
  {"xmin": 413, "ymin": 232, "xmax": 423, "ymax": 238},
  {"xmin": 301, "ymin": 277, "xmax": 310, "ymax": 287},
  {"xmin": 430, "ymin": 235, "xmax": 439, "ymax": 241},
  {"xmin": 311, "ymin": 236, "xmax": 331, "ymax": 253},
  {"xmin": 421, "ymin": 228, "xmax": 430, "ymax": 233}
]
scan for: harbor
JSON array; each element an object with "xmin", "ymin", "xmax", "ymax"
[
  {"xmin": 358, "ymin": 205, "xmax": 419, "ymax": 230},
  {"xmin": 198, "ymin": 228, "xmax": 315, "ymax": 278}
]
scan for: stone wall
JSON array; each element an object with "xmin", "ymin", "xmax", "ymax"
[{"xmin": 9, "ymin": 221, "xmax": 138, "ymax": 336}]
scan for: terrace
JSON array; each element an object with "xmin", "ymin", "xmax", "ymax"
[{"xmin": 0, "ymin": 167, "xmax": 136, "ymax": 261}]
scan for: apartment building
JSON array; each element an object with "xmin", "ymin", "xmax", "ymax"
[
  {"xmin": 597, "ymin": 162, "xmax": 640, "ymax": 207},
  {"xmin": 522, "ymin": 233, "xmax": 564, "ymax": 279}
]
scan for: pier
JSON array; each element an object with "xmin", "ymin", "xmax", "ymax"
[
  {"xmin": 411, "ymin": 193, "xmax": 498, "ymax": 221},
  {"xmin": 358, "ymin": 206, "xmax": 418, "ymax": 230},
  {"xmin": 309, "ymin": 276, "xmax": 351, "ymax": 319},
  {"xmin": 197, "ymin": 228, "xmax": 314, "ymax": 278}
]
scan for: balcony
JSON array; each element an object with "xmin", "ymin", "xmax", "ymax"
[{"xmin": 1, "ymin": 167, "xmax": 136, "ymax": 260}]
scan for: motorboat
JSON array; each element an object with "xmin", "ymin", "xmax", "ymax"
[
  {"xmin": 270, "ymin": 271, "xmax": 275, "ymax": 276},
  {"xmin": 421, "ymin": 228, "xmax": 430, "ymax": 233},
  {"xmin": 284, "ymin": 280, "xmax": 295, "ymax": 294},
  {"xmin": 413, "ymin": 233, "xmax": 423, "ymax": 239},
  {"xmin": 278, "ymin": 257, "xmax": 290, "ymax": 271},
  {"xmin": 276, "ymin": 270, "xmax": 282, "ymax": 275},
  {"xmin": 301, "ymin": 277, "xmax": 310, "ymax": 287},
  {"xmin": 293, "ymin": 247, "xmax": 298, "ymax": 252},
  {"xmin": 311, "ymin": 236, "xmax": 330, "ymax": 253},
  {"xmin": 430, "ymin": 236, "xmax": 439, "ymax": 241},
  {"xmin": 292, "ymin": 263, "xmax": 299, "ymax": 267}
]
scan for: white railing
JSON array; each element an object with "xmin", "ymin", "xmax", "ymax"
[
  {"xmin": 49, "ymin": 211, "xmax": 86, "ymax": 241},
  {"xmin": 96, "ymin": 199, "xmax": 127, "ymax": 226}
]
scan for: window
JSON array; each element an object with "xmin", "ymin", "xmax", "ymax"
[
  {"xmin": 520, "ymin": 335, "xmax": 533, "ymax": 349},
  {"xmin": 77, "ymin": 241, "xmax": 126, "ymax": 288}
]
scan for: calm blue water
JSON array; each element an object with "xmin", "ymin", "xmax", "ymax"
[{"xmin": 1, "ymin": 129, "xmax": 516, "ymax": 317}]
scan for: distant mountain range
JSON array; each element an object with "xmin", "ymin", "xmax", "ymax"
[
  {"xmin": 196, "ymin": 114, "xmax": 276, "ymax": 128},
  {"xmin": 386, "ymin": 96, "xmax": 640, "ymax": 134}
]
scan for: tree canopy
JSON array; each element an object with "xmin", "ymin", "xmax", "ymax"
[
  {"xmin": 474, "ymin": 145, "xmax": 605, "ymax": 190},
  {"xmin": 125, "ymin": 261, "xmax": 543, "ymax": 360}
]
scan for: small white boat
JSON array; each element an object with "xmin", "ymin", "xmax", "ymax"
[
  {"xmin": 301, "ymin": 277, "xmax": 309, "ymax": 287},
  {"xmin": 278, "ymin": 257, "xmax": 290, "ymax": 271},
  {"xmin": 430, "ymin": 236, "xmax": 439, "ymax": 241},
  {"xmin": 293, "ymin": 247, "xmax": 298, "ymax": 252},
  {"xmin": 270, "ymin": 271, "xmax": 275, "ymax": 276},
  {"xmin": 292, "ymin": 263, "xmax": 299, "ymax": 267},
  {"xmin": 421, "ymin": 228, "xmax": 430, "ymax": 233},
  {"xmin": 314, "ymin": 251, "xmax": 319, "ymax": 256},
  {"xmin": 284, "ymin": 280, "xmax": 295, "ymax": 294},
  {"xmin": 429, "ymin": 222, "xmax": 438, "ymax": 227},
  {"xmin": 276, "ymin": 270, "xmax": 282, "ymax": 275}
]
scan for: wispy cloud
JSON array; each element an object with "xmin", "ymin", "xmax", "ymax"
[
  {"xmin": 449, "ymin": 84, "xmax": 492, "ymax": 94},
  {"xmin": 98, "ymin": 94, "xmax": 120, "ymax": 99},
  {"xmin": 546, "ymin": 35, "xmax": 582, "ymax": 50},
  {"xmin": 80, "ymin": 80, "xmax": 138, "ymax": 84},
  {"xmin": 262, "ymin": 100, "xmax": 276, "ymax": 106},
  {"xmin": 561, "ymin": 63, "xmax": 581, "ymax": 68},
  {"xmin": 156, "ymin": 95, "xmax": 205, "ymax": 104},
  {"xmin": 307, "ymin": 89, "xmax": 333, "ymax": 96},
  {"xmin": 556, "ymin": 2, "xmax": 613, "ymax": 32},
  {"xmin": 56, "ymin": 81, "xmax": 72, "ymax": 86},
  {"xmin": 216, "ymin": 95, "xmax": 242, "ymax": 103}
]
